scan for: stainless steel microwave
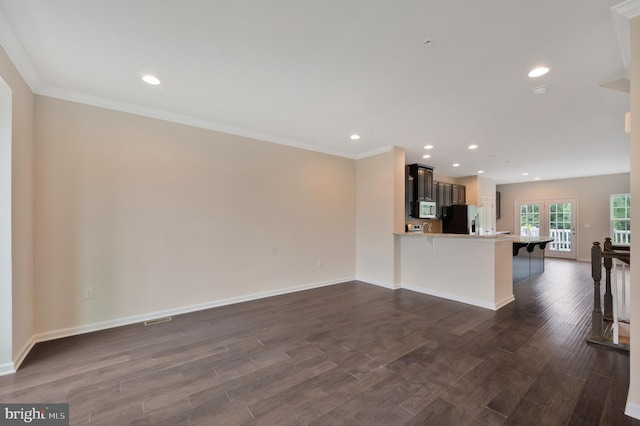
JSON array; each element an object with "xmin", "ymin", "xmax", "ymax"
[{"xmin": 412, "ymin": 200, "xmax": 437, "ymax": 219}]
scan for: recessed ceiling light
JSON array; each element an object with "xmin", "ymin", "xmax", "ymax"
[
  {"xmin": 532, "ymin": 85, "xmax": 549, "ymax": 95},
  {"xmin": 350, "ymin": 134, "xmax": 360, "ymax": 140},
  {"xmin": 528, "ymin": 66, "xmax": 550, "ymax": 78},
  {"xmin": 468, "ymin": 144, "xmax": 479, "ymax": 150},
  {"xmin": 477, "ymin": 170, "xmax": 485, "ymax": 174},
  {"xmin": 422, "ymin": 154, "xmax": 431, "ymax": 159},
  {"xmin": 452, "ymin": 163, "xmax": 460, "ymax": 167},
  {"xmin": 142, "ymin": 74, "xmax": 161, "ymax": 85},
  {"xmin": 424, "ymin": 145, "xmax": 434, "ymax": 150},
  {"xmin": 522, "ymin": 172, "xmax": 529, "ymax": 176},
  {"xmin": 534, "ymin": 177, "xmax": 541, "ymax": 181}
]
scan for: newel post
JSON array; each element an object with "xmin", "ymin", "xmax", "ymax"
[
  {"xmin": 603, "ymin": 237, "xmax": 613, "ymax": 319},
  {"xmin": 591, "ymin": 242, "xmax": 603, "ymax": 339}
]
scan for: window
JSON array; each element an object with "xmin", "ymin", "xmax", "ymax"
[
  {"xmin": 548, "ymin": 203, "xmax": 572, "ymax": 251},
  {"xmin": 611, "ymin": 194, "xmax": 630, "ymax": 245},
  {"xmin": 520, "ymin": 203, "xmax": 540, "ymax": 236}
]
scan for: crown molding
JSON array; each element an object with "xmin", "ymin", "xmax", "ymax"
[
  {"xmin": 0, "ymin": 7, "xmax": 388, "ymax": 162},
  {"xmin": 354, "ymin": 145, "xmax": 394, "ymax": 160},
  {"xmin": 613, "ymin": 0, "xmax": 640, "ymax": 19},
  {"xmin": 611, "ymin": 0, "xmax": 640, "ymax": 71},
  {"xmin": 0, "ymin": 8, "xmax": 41, "ymax": 91},
  {"xmin": 37, "ymin": 85, "xmax": 364, "ymax": 159}
]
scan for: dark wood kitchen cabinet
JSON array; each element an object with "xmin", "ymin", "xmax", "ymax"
[
  {"xmin": 437, "ymin": 182, "xmax": 452, "ymax": 211},
  {"xmin": 431, "ymin": 181, "xmax": 439, "ymax": 205},
  {"xmin": 407, "ymin": 164, "xmax": 434, "ymax": 201},
  {"xmin": 433, "ymin": 181, "xmax": 465, "ymax": 215},
  {"xmin": 452, "ymin": 184, "xmax": 466, "ymax": 205}
]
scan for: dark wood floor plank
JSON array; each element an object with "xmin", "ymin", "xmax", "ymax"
[
  {"xmin": 568, "ymin": 371, "xmax": 612, "ymax": 425},
  {"xmin": 309, "ymin": 406, "xmax": 361, "ymax": 425},
  {"xmin": 0, "ymin": 260, "xmax": 637, "ymax": 425},
  {"xmin": 406, "ymin": 397, "xmax": 466, "ymax": 425},
  {"xmin": 485, "ymin": 368, "xmax": 536, "ymax": 418},
  {"xmin": 505, "ymin": 397, "xmax": 546, "ymax": 425}
]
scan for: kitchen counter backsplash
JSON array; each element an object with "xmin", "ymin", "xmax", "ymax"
[{"xmin": 405, "ymin": 218, "xmax": 442, "ymax": 233}]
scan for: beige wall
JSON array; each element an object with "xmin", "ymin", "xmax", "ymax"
[
  {"xmin": 34, "ymin": 96, "xmax": 356, "ymax": 334},
  {"xmin": 0, "ymin": 63, "xmax": 11, "ymax": 369},
  {"xmin": 355, "ymin": 149, "xmax": 403, "ymax": 287},
  {"xmin": 456, "ymin": 176, "xmax": 478, "ymax": 206},
  {"xmin": 432, "ymin": 172, "xmax": 456, "ymax": 184},
  {"xmin": 627, "ymin": 14, "xmax": 640, "ymax": 418},
  {"xmin": 0, "ymin": 45, "xmax": 34, "ymax": 370},
  {"xmin": 497, "ymin": 174, "xmax": 630, "ymax": 261}
]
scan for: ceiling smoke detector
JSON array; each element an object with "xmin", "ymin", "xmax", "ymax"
[{"xmin": 532, "ymin": 85, "xmax": 548, "ymax": 95}]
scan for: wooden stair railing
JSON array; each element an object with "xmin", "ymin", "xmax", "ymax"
[{"xmin": 587, "ymin": 238, "xmax": 630, "ymax": 351}]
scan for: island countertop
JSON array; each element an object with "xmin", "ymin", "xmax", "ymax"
[
  {"xmin": 396, "ymin": 232, "xmax": 554, "ymax": 244},
  {"xmin": 510, "ymin": 236, "xmax": 554, "ymax": 256},
  {"xmin": 509, "ymin": 236, "xmax": 554, "ymax": 244},
  {"xmin": 394, "ymin": 232, "xmax": 513, "ymax": 240}
]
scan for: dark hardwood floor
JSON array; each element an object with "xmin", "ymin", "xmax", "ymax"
[{"xmin": 1, "ymin": 259, "xmax": 638, "ymax": 425}]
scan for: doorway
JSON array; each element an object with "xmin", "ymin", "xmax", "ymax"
[{"xmin": 515, "ymin": 198, "xmax": 577, "ymax": 259}]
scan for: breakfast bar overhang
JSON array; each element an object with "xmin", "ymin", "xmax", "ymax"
[{"xmin": 511, "ymin": 236, "xmax": 555, "ymax": 284}]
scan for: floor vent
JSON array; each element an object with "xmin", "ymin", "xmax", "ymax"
[{"xmin": 144, "ymin": 316, "xmax": 172, "ymax": 326}]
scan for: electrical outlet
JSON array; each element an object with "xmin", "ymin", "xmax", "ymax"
[
  {"xmin": 84, "ymin": 287, "xmax": 94, "ymax": 300},
  {"xmin": 317, "ymin": 259, "xmax": 323, "ymax": 268}
]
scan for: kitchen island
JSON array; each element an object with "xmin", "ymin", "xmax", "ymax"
[
  {"xmin": 395, "ymin": 233, "xmax": 514, "ymax": 310},
  {"xmin": 511, "ymin": 236, "xmax": 554, "ymax": 284}
]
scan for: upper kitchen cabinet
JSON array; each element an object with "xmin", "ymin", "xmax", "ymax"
[
  {"xmin": 437, "ymin": 182, "xmax": 452, "ymax": 210},
  {"xmin": 452, "ymin": 184, "xmax": 466, "ymax": 205},
  {"xmin": 407, "ymin": 164, "xmax": 434, "ymax": 201}
]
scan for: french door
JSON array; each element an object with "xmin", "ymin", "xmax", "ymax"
[{"xmin": 515, "ymin": 198, "xmax": 577, "ymax": 259}]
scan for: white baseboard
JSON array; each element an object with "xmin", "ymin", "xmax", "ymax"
[
  {"xmin": 12, "ymin": 336, "xmax": 36, "ymax": 372},
  {"xmin": 358, "ymin": 279, "xmax": 513, "ymax": 310},
  {"xmin": 0, "ymin": 337, "xmax": 37, "ymax": 376},
  {"xmin": 15, "ymin": 276, "xmax": 354, "ymax": 368},
  {"xmin": 0, "ymin": 361, "xmax": 15, "ymax": 376},
  {"xmin": 626, "ymin": 401, "xmax": 640, "ymax": 420},
  {"xmin": 401, "ymin": 283, "xmax": 500, "ymax": 311},
  {"xmin": 494, "ymin": 295, "xmax": 515, "ymax": 310},
  {"xmin": 355, "ymin": 276, "xmax": 398, "ymax": 289}
]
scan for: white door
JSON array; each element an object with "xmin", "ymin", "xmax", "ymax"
[{"xmin": 515, "ymin": 198, "xmax": 577, "ymax": 260}]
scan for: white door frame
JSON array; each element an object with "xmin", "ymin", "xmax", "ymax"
[{"xmin": 514, "ymin": 198, "xmax": 578, "ymax": 260}]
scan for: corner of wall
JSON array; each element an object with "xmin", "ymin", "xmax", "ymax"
[{"xmin": 626, "ymin": 13, "xmax": 640, "ymax": 420}]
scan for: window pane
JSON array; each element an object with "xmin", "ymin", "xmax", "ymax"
[
  {"xmin": 611, "ymin": 194, "xmax": 631, "ymax": 245},
  {"xmin": 613, "ymin": 208, "xmax": 626, "ymax": 219},
  {"xmin": 613, "ymin": 195, "xmax": 626, "ymax": 208}
]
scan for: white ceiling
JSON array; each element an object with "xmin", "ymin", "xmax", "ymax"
[{"xmin": 0, "ymin": 0, "xmax": 631, "ymax": 184}]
